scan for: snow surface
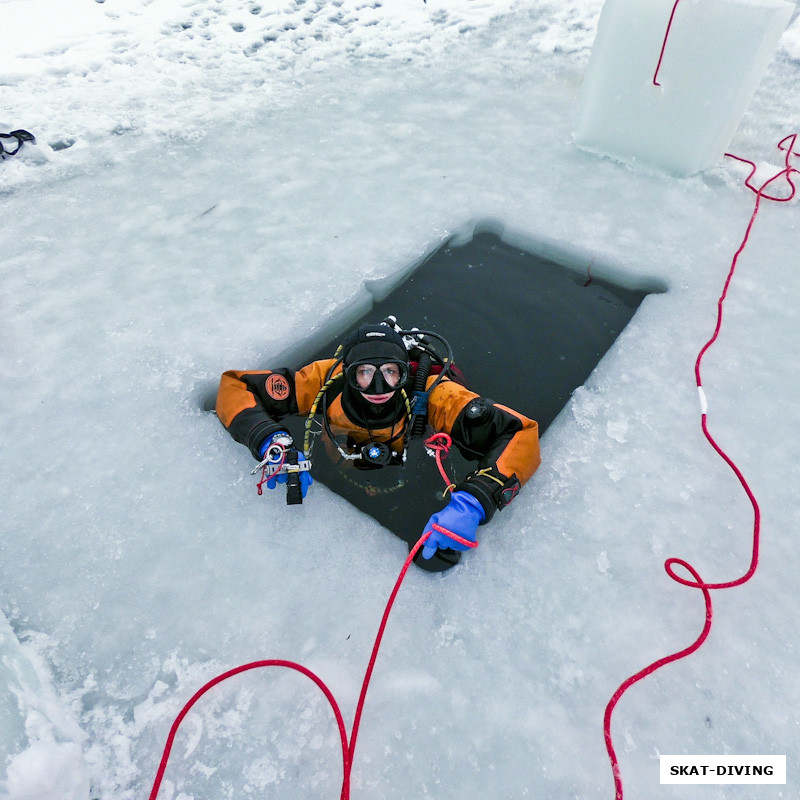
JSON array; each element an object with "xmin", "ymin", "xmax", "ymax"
[{"xmin": 2, "ymin": 1, "xmax": 800, "ymax": 799}]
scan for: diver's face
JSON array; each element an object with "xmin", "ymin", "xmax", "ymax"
[{"xmin": 355, "ymin": 362, "xmax": 401, "ymax": 403}]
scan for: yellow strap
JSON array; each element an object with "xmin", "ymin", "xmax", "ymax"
[{"xmin": 475, "ymin": 468, "xmax": 505, "ymax": 487}]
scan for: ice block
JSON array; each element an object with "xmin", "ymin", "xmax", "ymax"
[{"xmin": 575, "ymin": 0, "xmax": 794, "ymax": 176}]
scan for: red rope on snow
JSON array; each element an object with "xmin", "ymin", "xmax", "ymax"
[
  {"xmin": 148, "ymin": 660, "xmax": 351, "ymax": 800},
  {"xmin": 149, "ymin": 430, "xmax": 479, "ymax": 799},
  {"xmin": 346, "ymin": 532, "xmax": 432, "ymax": 769},
  {"xmin": 152, "ymin": 137, "xmax": 797, "ymax": 799},
  {"xmin": 148, "ymin": 533, "xmax": 431, "ymax": 800},
  {"xmin": 604, "ymin": 135, "xmax": 799, "ymax": 799}
]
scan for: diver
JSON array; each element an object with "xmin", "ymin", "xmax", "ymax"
[{"xmin": 215, "ymin": 320, "xmax": 541, "ymax": 570}]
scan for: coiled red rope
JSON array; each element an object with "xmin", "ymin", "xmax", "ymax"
[{"xmin": 604, "ymin": 134, "xmax": 799, "ymax": 799}]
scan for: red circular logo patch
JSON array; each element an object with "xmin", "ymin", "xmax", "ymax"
[{"xmin": 265, "ymin": 374, "xmax": 291, "ymax": 401}]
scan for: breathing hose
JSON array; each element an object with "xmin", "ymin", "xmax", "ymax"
[{"xmin": 409, "ymin": 349, "xmax": 432, "ymax": 438}]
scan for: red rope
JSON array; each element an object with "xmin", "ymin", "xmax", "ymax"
[
  {"xmin": 148, "ymin": 660, "xmax": 350, "ymax": 800},
  {"xmin": 348, "ymin": 433, "xmax": 477, "ymax": 766},
  {"xmin": 424, "ymin": 432, "xmax": 454, "ymax": 488},
  {"xmin": 347, "ymin": 534, "xmax": 431, "ymax": 767},
  {"xmin": 148, "ymin": 533, "xmax": 432, "ymax": 800},
  {"xmin": 431, "ymin": 522, "xmax": 478, "ymax": 549},
  {"xmin": 256, "ymin": 444, "xmax": 287, "ymax": 495},
  {"xmin": 652, "ymin": 0, "xmax": 683, "ymax": 87},
  {"xmin": 604, "ymin": 135, "xmax": 799, "ymax": 799},
  {"xmin": 153, "ymin": 135, "xmax": 797, "ymax": 798},
  {"xmin": 150, "ymin": 431, "xmax": 480, "ymax": 799}
]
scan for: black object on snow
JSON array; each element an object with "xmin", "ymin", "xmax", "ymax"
[{"xmin": 0, "ymin": 130, "xmax": 35, "ymax": 159}]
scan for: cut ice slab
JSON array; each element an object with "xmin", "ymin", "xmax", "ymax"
[{"xmin": 574, "ymin": 0, "xmax": 794, "ymax": 177}]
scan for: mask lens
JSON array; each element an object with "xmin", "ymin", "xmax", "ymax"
[
  {"xmin": 354, "ymin": 364, "xmax": 377, "ymax": 390},
  {"xmin": 346, "ymin": 361, "xmax": 407, "ymax": 393},
  {"xmin": 378, "ymin": 363, "xmax": 403, "ymax": 387}
]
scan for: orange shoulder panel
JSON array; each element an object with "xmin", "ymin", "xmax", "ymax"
[
  {"xmin": 425, "ymin": 376, "xmax": 480, "ymax": 433},
  {"xmin": 215, "ymin": 359, "xmax": 340, "ymax": 428},
  {"xmin": 293, "ymin": 359, "xmax": 342, "ymax": 415}
]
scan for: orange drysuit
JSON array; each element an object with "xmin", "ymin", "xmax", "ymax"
[{"xmin": 216, "ymin": 359, "xmax": 540, "ymax": 522}]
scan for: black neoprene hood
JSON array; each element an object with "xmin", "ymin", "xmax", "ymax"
[{"xmin": 341, "ymin": 323, "xmax": 409, "ymax": 367}]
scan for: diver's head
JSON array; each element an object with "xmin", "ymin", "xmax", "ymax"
[{"xmin": 341, "ymin": 323, "xmax": 410, "ymax": 404}]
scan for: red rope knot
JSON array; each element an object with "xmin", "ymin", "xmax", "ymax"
[
  {"xmin": 424, "ymin": 433, "xmax": 455, "ymax": 494},
  {"xmin": 424, "ymin": 432, "xmax": 452, "ymax": 457}
]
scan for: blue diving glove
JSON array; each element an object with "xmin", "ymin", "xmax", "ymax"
[
  {"xmin": 421, "ymin": 491, "xmax": 485, "ymax": 559},
  {"xmin": 258, "ymin": 432, "xmax": 314, "ymax": 498}
]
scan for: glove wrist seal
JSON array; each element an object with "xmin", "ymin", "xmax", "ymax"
[{"xmin": 455, "ymin": 470, "xmax": 521, "ymax": 524}]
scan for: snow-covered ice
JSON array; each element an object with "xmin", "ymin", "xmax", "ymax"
[{"xmin": 2, "ymin": 1, "xmax": 800, "ymax": 799}]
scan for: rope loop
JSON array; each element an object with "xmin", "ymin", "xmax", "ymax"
[
  {"xmin": 424, "ymin": 431, "xmax": 452, "ymax": 456},
  {"xmin": 149, "ymin": 531, "xmax": 434, "ymax": 800},
  {"xmin": 424, "ymin": 432, "xmax": 454, "ymax": 493},
  {"xmin": 604, "ymin": 135, "xmax": 797, "ymax": 799},
  {"xmin": 151, "ymin": 433, "xmax": 469, "ymax": 797}
]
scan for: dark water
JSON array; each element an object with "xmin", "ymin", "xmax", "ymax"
[{"xmin": 270, "ymin": 229, "xmax": 662, "ymax": 569}]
